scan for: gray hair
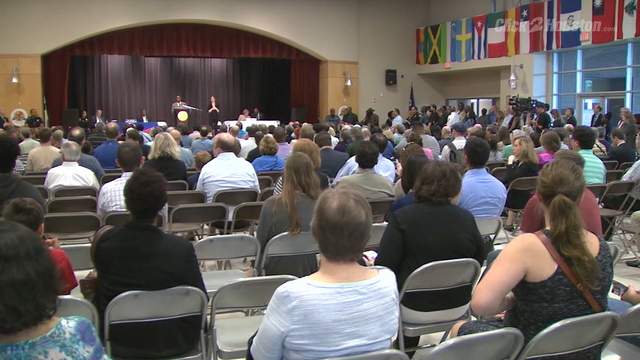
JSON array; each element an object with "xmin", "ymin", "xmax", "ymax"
[{"xmin": 61, "ymin": 141, "xmax": 81, "ymax": 162}]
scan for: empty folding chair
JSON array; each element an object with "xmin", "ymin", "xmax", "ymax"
[
  {"xmin": 167, "ymin": 180, "xmax": 189, "ymax": 191},
  {"xmin": 619, "ymin": 162, "xmax": 635, "ymax": 171},
  {"xmin": 167, "ymin": 190, "xmax": 206, "ymax": 209},
  {"xmin": 258, "ymin": 176, "xmax": 273, "ymax": 190},
  {"xmin": 327, "ymin": 349, "xmax": 410, "ymax": 360},
  {"xmin": 47, "ymin": 196, "xmax": 97, "ymax": 213},
  {"xmin": 61, "ymin": 243, "xmax": 93, "ymax": 271},
  {"xmin": 44, "ymin": 212, "xmax": 101, "ymax": 242},
  {"xmin": 56, "ymin": 296, "xmax": 99, "ymax": 327},
  {"xmin": 603, "ymin": 160, "xmax": 619, "ymax": 171},
  {"xmin": 51, "ymin": 186, "xmax": 98, "ymax": 199},
  {"xmin": 259, "ymin": 232, "xmax": 320, "ymax": 275},
  {"xmin": 599, "ymin": 181, "xmax": 636, "ymax": 242},
  {"xmin": 104, "ymin": 286, "xmax": 208, "ymax": 359},
  {"xmin": 194, "ymin": 234, "xmax": 260, "ymax": 296},
  {"xmin": 504, "ymin": 176, "xmax": 538, "ymax": 232},
  {"xmin": 398, "ymin": 259, "xmax": 482, "ymax": 352},
  {"xmin": 606, "ymin": 170, "xmax": 624, "ymax": 183},
  {"xmin": 210, "ymin": 276, "xmax": 297, "ymax": 359},
  {"xmin": 21, "ymin": 174, "xmax": 46, "ymax": 186},
  {"xmin": 227, "ymin": 202, "xmax": 263, "ymax": 233},
  {"xmin": 586, "ymin": 183, "xmax": 607, "ymax": 202},
  {"xmin": 168, "ymin": 203, "xmax": 227, "ymax": 236},
  {"xmin": 515, "ymin": 311, "xmax": 618, "ymax": 359},
  {"xmin": 100, "ymin": 173, "xmax": 122, "ymax": 185},
  {"xmin": 366, "ymin": 223, "xmax": 387, "ymax": 250},
  {"xmin": 369, "ymin": 198, "xmax": 394, "ymax": 223},
  {"xmin": 419, "ymin": 328, "xmax": 524, "ymax": 360},
  {"xmin": 475, "ymin": 217, "xmax": 508, "ymax": 251},
  {"xmin": 259, "ymin": 187, "xmax": 275, "ymax": 201},
  {"xmin": 605, "ymin": 304, "xmax": 640, "ymax": 358},
  {"xmin": 213, "ymin": 189, "xmax": 260, "ymax": 207}
]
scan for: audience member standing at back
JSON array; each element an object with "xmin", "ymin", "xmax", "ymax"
[
  {"xmin": 458, "ymin": 137, "xmax": 506, "ymax": 218},
  {"xmin": 97, "ymin": 142, "xmax": 144, "ymax": 215},
  {"xmin": 93, "ymin": 123, "xmax": 120, "ymax": 169},
  {"xmin": 0, "ymin": 134, "xmax": 44, "ymax": 211},
  {"xmin": 143, "ymin": 132, "xmax": 187, "ymax": 181},
  {"xmin": 572, "ymin": 125, "xmax": 606, "ymax": 185},
  {"xmin": 257, "ymin": 152, "xmax": 321, "ymax": 277},
  {"xmin": 25, "ymin": 127, "xmax": 60, "ymax": 172},
  {"xmin": 196, "ymin": 132, "xmax": 259, "ymax": 202},
  {"xmin": 94, "ymin": 168, "xmax": 206, "ymax": 358}
]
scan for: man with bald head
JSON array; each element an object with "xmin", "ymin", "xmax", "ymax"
[
  {"xmin": 44, "ymin": 141, "xmax": 99, "ymax": 192},
  {"xmin": 51, "ymin": 127, "xmax": 105, "ymax": 179},
  {"xmin": 94, "ymin": 122, "xmax": 121, "ymax": 169},
  {"xmin": 196, "ymin": 132, "xmax": 259, "ymax": 202},
  {"xmin": 169, "ymin": 129, "xmax": 194, "ymax": 169}
]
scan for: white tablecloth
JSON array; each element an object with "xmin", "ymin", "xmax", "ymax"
[{"xmin": 223, "ymin": 119, "xmax": 281, "ymax": 127}]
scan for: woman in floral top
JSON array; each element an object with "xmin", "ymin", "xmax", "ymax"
[{"xmin": 0, "ymin": 221, "xmax": 109, "ymax": 359}]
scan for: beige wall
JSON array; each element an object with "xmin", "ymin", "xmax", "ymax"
[
  {"xmin": 319, "ymin": 61, "xmax": 359, "ymax": 119},
  {"xmin": 0, "ymin": 55, "xmax": 42, "ymax": 118}
]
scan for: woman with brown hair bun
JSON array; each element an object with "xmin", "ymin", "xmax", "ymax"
[
  {"xmin": 451, "ymin": 160, "xmax": 613, "ymax": 356},
  {"xmin": 257, "ymin": 152, "xmax": 322, "ymax": 277}
]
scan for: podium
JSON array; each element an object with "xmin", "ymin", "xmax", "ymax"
[{"xmin": 172, "ymin": 104, "xmax": 200, "ymax": 127}]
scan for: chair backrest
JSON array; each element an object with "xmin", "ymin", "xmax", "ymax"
[
  {"xmin": 104, "ymin": 168, "xmax": 123, "ymax": 174},
  {"xmin": 606, "ymin": 170, "xmax": 624, "ymax": 183},
  {"xmin": 56, "ymin": 296, "xmax": 99, "ymax": 327},
  {"xmin": 211, "ymin": 275, "xmax": 296, "ymax": 312},
  {"xmin": 369, "ymin": 198, "xmax": 393, "ymax": 223},
  {"xmin": 187, "ymin": 169, "xmax": 199, "ymax": 178},
  {"xmin": 260, "ymin": 232, "xmax": 319, "ymax": 275},
  {"xmin": 51, "ymin": 186, "xmax": 98, "ymax": 199},
  {"xmin": 366, "ymin": 223, "xmax": 387, "ymax": 250},
  {"xmin": 166, "ymin": 180, "xmax": 189, "ymax": 191},
  {"xmin": 259, "ymin": 171, "xmax": 283, "ymax": 183},
  {"xmin": 44, "ymin": 212, "xmax": 102, "ymax": 238},
  {"xmin": 61, "ymin": 243, "xmax": 93, "ymax": 270},
  {"xmin": 47, "ymin": 196, "xmax": 97, "ymax": 213},
  {"xmin": 259, "ymin": 187, "xmax": 275, "ymax": 201},
  {"xmin": 586, "ymin": 184, "xmax": 607, "ymax": 201},
  {"xmin": 169, "ymin": 203, "xmax": 227, "ymax": 230},
  {"xmin": 167, "ymin": 190, "xmax": 206, "ymax": 207},
  {"xmin": 619, "ymin": 162, "xmax": 635, "ymax": 171},
  {"xmin": 35, "ymin": 185, "xmax": 48, "ymax": 199},
  {"xmin": 104, "ymin": 286, "xmax": 208, "ymax": 356},
  {"xmin": 229, "ymin": 202, "xmax": 263, "ymax": 232},
  {"xmin": 601, "ymin": 181, "xmax": 636, "ymax": 212},
  {"xmin": 491, "ymin": 167, "xmax": 508, "ymax": 181},
  {"xmin": 475, "ymin": 217, "xmax": 502, "ymax": 239},
  {"xmin": 486, "ymin": 161, "xmax": 507, "ymax": 171},
  {"xmin": 194, "ymin": 234, "xmax": 261, "ymax": 262},
  {"xmin": 507, "ymin": 176, "xmax": 538, "ymax": 192},
  {"xmin": 615, "ymin": 303, "xmax": 640, "ymax": 338},
  {"xmin": 103, "ymin": 211, "xmax": 164, "ymax": 227},
  {"xmin": 258, "ymin": 176, "xmax": 273, "ymax": 190},
  {"xmin": 516, "ymin": 312, "xmax": 618, "ymax": 360},
  {"xmin": 424, "ymin": 328, "xmax": 524, "ymax": 360},
  {"xmin": 22, "ymin": 174, "xmax": 46, "ymax": 185},
  {"xmin": 326, "ymin": 349, "xmax": 410, "ymax": 360},
  {"xmin": 603, "ymin": 160, "xmax": 619, "ymax": 171},
  {"xmin": 100, "ymin": 173, "xmax": 121, "ymax": 185},
  {"xmin": 608, "ymin": 243, "xmax": 621, "ymax": 264},
  {"xmin": 213, "ymin": 189, "xmax": 259, "ymax": 206}
]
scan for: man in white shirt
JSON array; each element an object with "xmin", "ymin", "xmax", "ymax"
[
  {"xmin": 97, "ymin": 142, "xmax": 143, "ymax": 215},
  {"xmin": 44, "ymin": 141, "xmax": 99, "ymax": 192},
  {"xmin": 19, "ymin": 128, "xmax": 39, "ymax": 155},
  {"xmin": 196, "ymin": 132, "xmax": 260, "ymax": 202},
  {"xmin": 501, "ymin": 107, "xmax": 514, "ymax": 128},
  {"xmin": 239, "ymin": 126, "xmax": 258, "ymax": 159},
  {"xmin": 446, "ymin": 106, "xmax": 461, "ymax": 127},
  {"xmin": 334, "ymin": 133, "xmax": 395, "ymax": 184}
]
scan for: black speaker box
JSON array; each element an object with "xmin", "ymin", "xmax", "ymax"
[
  {"xmin": 385, "ymin": 69, "xmax": 397, "ymax": 86},
  {"xmin": 62, "ymin": 108, "xmax": 79, "ymax": 130}
]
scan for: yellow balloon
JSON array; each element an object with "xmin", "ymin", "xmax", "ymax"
[{"xmin": 177, "ymin": 111, "xmax": 189, "ymax": 122}]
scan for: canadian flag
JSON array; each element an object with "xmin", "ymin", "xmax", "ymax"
[{"xmin": 616, "ymin": 0, "xmax": 640, "ymax": 39}]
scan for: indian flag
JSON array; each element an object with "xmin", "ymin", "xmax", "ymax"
[{"xmin": 487, "ymin": 11, "xmax": 507, "ymax": 58}]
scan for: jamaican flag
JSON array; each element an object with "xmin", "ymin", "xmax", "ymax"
[{"xmin": 425, "ymin": 23, "xmax": 447, "ymax": 64}]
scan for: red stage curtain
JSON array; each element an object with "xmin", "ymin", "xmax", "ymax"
[{"xmin": 43, "ymin": 23, "xmax": 319, "ymax": 125}]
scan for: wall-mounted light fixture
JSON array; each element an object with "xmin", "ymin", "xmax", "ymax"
[
  {"xmin": 10, "ymin": 65, "xmax": 20, "ymax": 84},
  {"xmin": 509, "ymin": 64, "xmax": 523, "ymax": 90},
  {"xmin": 344, "ymin": 71, "xmax": 352, "ymax": 87}
]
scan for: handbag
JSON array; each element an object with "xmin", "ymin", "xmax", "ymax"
[{"xmin": 534, "ymin": 231, "xmax": 603, "ymax": 313}]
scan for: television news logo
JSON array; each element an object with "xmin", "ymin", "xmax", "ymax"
[{"xmin": 494, "ymin": 18, "xmax": 609, "ymax": 33}]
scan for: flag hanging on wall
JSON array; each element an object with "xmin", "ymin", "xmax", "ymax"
[
  {"xmin": 506, "ymin": 7, "xmax": 519, "ymax": 56},
  {"xmin": 546, "ymin": 0, "xmax": 556, "ymax": 50},
  {"xmin": 487, "ymin": 11, "xmax": 507, "ymax": 58},
  {"xmin": 472, "ymin": 15, "xmax": 487, "ymax": 60},
  {"xmin": 450, "ymin": 18, "xmax": 473, "ymax": 62},
  {"xmin": 557, "ymin": 0, "xmax": 582, "ymax": 48},
  {"xmin": 425, "ymin": 23, "xmax": 447, "ymax": 64},
  {"xmin": 519, "ymin": 2, "xmax": 545, "ymax": 53},
  {"xmin": 592, "ymin": 0, "xmax": 616, "ymax": 44},
  {"xmin": 416, "ymin": 27, "xmax": 425, "ymax": 64},
  {"xmin": 616, "ymin": 0, "xmax": 640, "ymax": 39}
]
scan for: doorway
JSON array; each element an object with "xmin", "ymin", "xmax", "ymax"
[{"xmin": 580, "ymin": 96, "xmax": 626, "ymax": 126}]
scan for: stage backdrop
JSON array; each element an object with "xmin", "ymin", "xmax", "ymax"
[
  {"xmin": 43, "ymin": 23, "xmax": 319, "ymax": 126},
  {"xmin": 67, "ymin": 55, "xmax": 291, "ymax": 126}
]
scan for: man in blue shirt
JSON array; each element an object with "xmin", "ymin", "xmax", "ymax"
[
  {"xmin": 458, "ymin": 137, "xmax": 507, "ymax": 218},
  {"xmin": 191, "ymin": 126, "xmax": 214, "ymax": 154},
  {"xmin": 93, "ymin": 123, "xmax": 120, "ymax": 169}
]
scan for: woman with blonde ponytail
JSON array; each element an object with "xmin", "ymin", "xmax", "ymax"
[{"xmin": 451, "ymin": 160, "xmax": 613, "ymax": 353}]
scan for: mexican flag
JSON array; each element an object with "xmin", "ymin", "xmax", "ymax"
[{"xmin": 487, "ymin": 11, "xmax": 507, "ymax": 58}]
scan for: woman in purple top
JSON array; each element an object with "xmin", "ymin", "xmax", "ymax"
[{"xmin": 537, "ymin": 131, "xmax": 561, "ymax": 167}]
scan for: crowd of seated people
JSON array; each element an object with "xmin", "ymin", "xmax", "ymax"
[{"xmin": 0, "ymin": 102, "xmax": 639, "ymax": 359}]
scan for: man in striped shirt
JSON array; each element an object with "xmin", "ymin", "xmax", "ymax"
[{"xmin": 572, "ymin": 126, "xmax": 606, "ymax": 185}]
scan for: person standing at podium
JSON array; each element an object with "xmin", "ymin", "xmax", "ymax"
[
  {"xmin": 207, "ymin": 96, "xmax": 220, "ymax": 130},
  {"xmin": 171, "ymin": 96, "xmax": 187, "ymax": 124}
]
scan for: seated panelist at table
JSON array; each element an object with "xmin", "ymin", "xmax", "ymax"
[
  {"xmin": 238, "ymin": 108, "xmax": 251, "ymax": 122},
  {"xmin": 137, "ymin": 109, "xmax": 149, "ymax": 123}
]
